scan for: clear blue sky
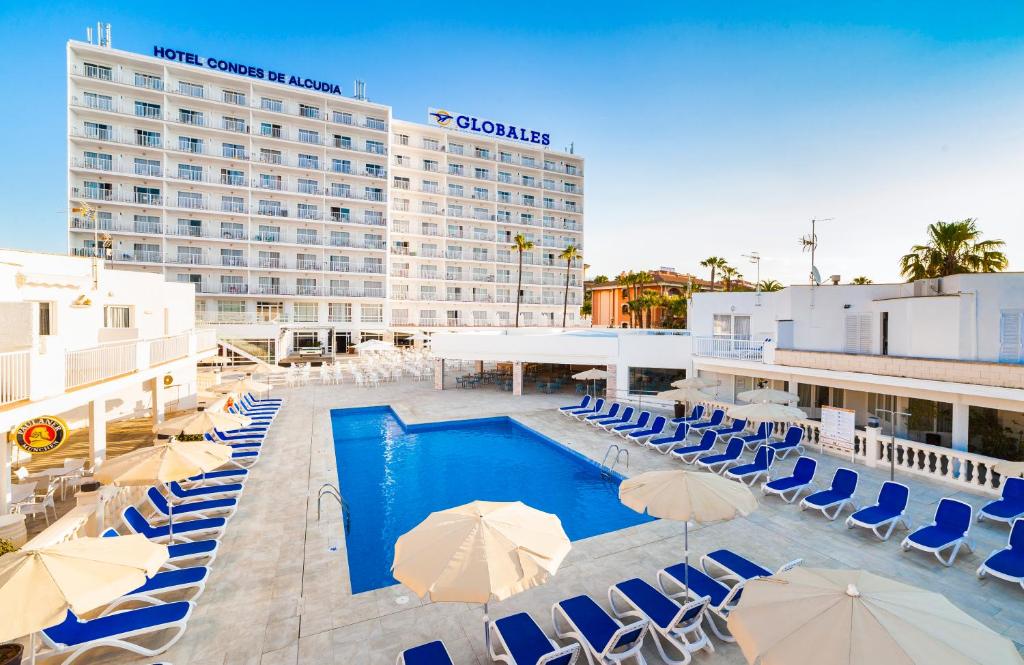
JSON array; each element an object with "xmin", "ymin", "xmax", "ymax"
[{"xmin": 2, "ymin": 1, "xmax": 1023, "ymax": 284}]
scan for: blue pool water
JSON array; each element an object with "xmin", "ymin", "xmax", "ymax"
[{"xmin": 330, "ymin": 406, "xmax": 654, "ymax": 593}]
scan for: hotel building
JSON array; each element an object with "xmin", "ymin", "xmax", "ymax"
[{"xmin": 66, "ymin": 34, "xmax": 585, "ymax": 362}]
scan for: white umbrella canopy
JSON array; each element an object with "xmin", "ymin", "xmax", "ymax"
[
  {"xmin": 727, "ymin": 402, "xmax": 807, "ymax": 423},
  {"xmin": 0, "ymin": 534, "xmax": 168, "ymax": 644},
  {"xmin": 572, "ymin": 368, "xmax": 609, "ymax": 381},
  {"xmin": 154, "ymin": 407, "xmax": 251, "ymax": 435},
  {"xmin": 656, "ymin": 387, "xmax": 715, "ymax": 403},
  {"xmin": 737, "ymin": 388, "xmax": 800, "ymax": 404},
  {"xmin": 354, "ymin": 339, "xmax": 395, "ymax": 352},
  {"xmin": 211, "ymin": 377, "xmax": 272, "ymax": 395},
  {"xmin": 94, "ymin": 440, "xmax": 233, "ymax": 486},
  {"xmin": 993, "ymin": 460, "xmax": 1024, "ymax": 478},
  {"xmin": 671, "ymin": 377, "xmax": 719, "ymax": 390},
  {"xmin": 727, "ymin": 567, "xmax": 1024, "ymax": 665}
]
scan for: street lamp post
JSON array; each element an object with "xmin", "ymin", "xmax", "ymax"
[{"xmin": 874, "ymin": 408, "xmax": 912, "ymax": 481}]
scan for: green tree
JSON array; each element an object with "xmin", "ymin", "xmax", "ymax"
[
  {"xmin": 659, "ymin": 294, "xmax": 688, "ymax": 328},
  {"xmin": 899, "ymin": 219, "xmax": 1008, "ymax": 281},
  {"xmin": 634, "ymin": 271, "xmax": 654, "ymax": 327},
  {"xmin": 617, "ymin": 271, "xmax": 638, "ymax": 327},
  {"xmin": 851, "ymin": 276, "xmax": 873, "ymax": 285},
  {"xmin": 758, "ymin": 279, "xmax": 784, "ymax": 292},
  {"xmin": 559, "ymin": 244, "xmax": 581, "ymax": 328},
  {"xmin": 592, "ymin": 274, "xmax": 609, "ymax": 284},
  {"xmin": 720, "ymin": 265, "xmax": 739, "ymax": 292},
  {"xmin": 580, "ymin": 291, "xmax": 593, "ymax": 318},
  {"xmin": 699, "ymin": 256, "xmax": 728, "ymax": 291},
  {"xmin": 512, "ymin": 233, "xmax": 535, "ymax": 327}
]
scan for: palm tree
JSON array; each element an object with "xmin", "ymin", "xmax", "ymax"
[
  {"xmin": 559, "ymin": 244, "xmax": 581, "ymax": 328},
  {"xmin": 659, "ymin": 294, "xmax": 688, "ymax": 328},
  {"xmin": 758, "ymin": 279, "xmax": 784, "ymax": 292},
  {"xmin": 512, "ymin": 233, "xmax": 535, "ymax": 327},
  {"xmin": 699, "ymin": 257, "xmax": 728, "ymax": 291},
  {"xmin": 899, "ymin": 219, "xmax": 1008, "ymax": 281},
  {"xmin": 592, "ymin": 275, "xmax": 609, "ymax": 284},
  {"xmin": 617, "ymin": 270, "xmax": 637, "ymax": 327},
  {"xmin": 634, "ymin": 271, "xmax": 653, "ymax": 327},
  {"xmin": 850, "ymin": 276, "xmax": 873, "ymax": 285},
  {"xmin": 720, "ymin": 265, "xmax": 739, "ymax": 292}
]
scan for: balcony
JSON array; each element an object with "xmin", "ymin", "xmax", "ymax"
[{"xmin": 692, "ymin": 336, "xmax": 766, "ymax": 361}]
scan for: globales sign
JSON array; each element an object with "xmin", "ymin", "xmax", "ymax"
[
  {"xmin": 429, "ymin": 108, "xmax": 550, "ymax": 146},
  {"xmin": 153, "ymin": 46, "xmax": 344, "ymax": 96}
]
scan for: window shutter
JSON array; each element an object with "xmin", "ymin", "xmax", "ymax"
[
  {"xmin": 845, "ymin": 313, "xmax": 873, "ymax": 354},
  {"xmin": 999, "ymin": 311, "xmax": 1023, "ymax": 363}
]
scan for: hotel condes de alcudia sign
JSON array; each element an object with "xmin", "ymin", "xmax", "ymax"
[
  {"xmin": 13, "ymin": 416, "xmax": 70, "ymax": 455},
  {"xmin": 428, "ymin": 108, "xmax": 551, "ymax": 146},
  {"xmin": 153, "ymin": 46, "xmax": 344, "ymax": 96}
]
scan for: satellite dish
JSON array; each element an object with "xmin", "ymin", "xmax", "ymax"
[{"xmin": 811, "ymin": 266, "xmax": 822, "ymax": 286}]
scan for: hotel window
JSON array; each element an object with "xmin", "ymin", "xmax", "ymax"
[
  {"xmin": 36, "ymin": 302, "xmax": 53, "ymax": 336},
  {"xmin": 299, "ymin": 103, "xmax": 320, "ymax": 119},
  {"xmin": 222, "ymin": 89, "xmax": 246, "ymax": 105},
  {"xmin": 176, "ymin": 246, "xmax": 203, "ymax": 265},
  {"xmin": 423, "ymin": 159, "xmax": 439, "ymax": 173},
  {"xmin": 177, "ymin": 164, "xmax": 203, "ymax": 181},
  {"xmin": 223, "ymin": 143, "xmax": 246, "ymax": 159},
  {"xmin": 366, "ymin": 140, "xmax": 385, "ymax": 155},
  {"xmin": 365, "ymin": 117, "xmax": 386, "ymax": 131},
  {"xmin": 522, "ymin": 175, "xmax": 536, "ymax": 187},
  {"xmin": 257, "ymin": 301, "xmax": 283, "ymax": 322},
  {"xmin": 474, "ymin": 168, "xmax": 489, "ymax": 180},
  {"xmin": 543, "ymin": 179, "xmax": 555, "ymax": 190},
  {"xmin": 448, "ymin": 184, "xmax": 464, "ymax": 198},
  {"xmin": 472, "ymin": 187, "xmax": 488, "ymax": 200},
  {"xmin": 522, "ymin": 157, "xmax": 536, "ymax": 168},
  {"xmin": 104, "ymin": 306, "xmax": 132, "ymax": 329},
  {"xmin": 499, "ymin": 151, "xmax": 512, "ymax": 163},
  {"xmin": 221, "ymin": 168, "xmax": 244, "ymax": 186},
  {"xmin": 843, "ymin": 313, "xmax": 873, "ymax": 354},
  {"xmin": 449, "ymin": 204, "xmax": 464, "ymax": 218},
  {"xmin": 260, "ymin": 174, "xmax": 282, "ymax": 190},
  {"xmin": 296, "ymin": 279, "xmax": 318, "ymax": 296},
  {"xmin": 83, "ymin": 92, "xmax": 112, "ymax": 111},
  {"xmin": 220, "ymin": 222, "xmax": 244, "ymax": 239},
  {"xmin": 332, "ymin": 159, "xmax": 351, "ymax": 174},
  {"xmin": 298, "ymin": 154, "xmax": 319, "ymax": 169},
  {"xmin": 329, "ymin": 255, "xmax": 350, "ymax": 272},
  {"xmin": 522, "ymin": 194, "xmax": 535, "ymax": 206},
  {"xmin": 713, "ymin": 314, "xmax": 750, "ymax": 339},
  {"xmin": 259, "ymin": 148, "xmax": 282, "ymax": 165},
  {"xmin": 257, "ymin": 225, "xmax": 281, "ymax": 241},
  {"xmin": 258, "ymin": 250, "xmax": 281, "ymax": 268},
  {"xmin": 297, "ymin": 203, "xmax": 319, "ymax": 220},
  {"xmin": 449, "ymin": 143, "xmax": 464, "ymax": 155},
  {"xmin": 258, "ymin": 277, "xmax": 281, "ymax": 294},
  {"xmin": 566, "ymin": 164, "xmax": 578, "ymax": 175},
  {"xmin": 332, "ymin": 110, "xmax": 353, "ymax": 124},
  {"xmin": 84, "ymin": 151, "xmax": 112, "ymax": 171},
  {"xmin": 329, "ymin": 303, "xmax": 352, "ymax": 323},
  {"xmin": 260, "ymin": 122, "xmax": 282, "ymax": 138},
  {"xmin": 177, "ymin": 81, "xmax": 204, "ymax": 98},
  {"xmin": 565, "ymin": 201, "xmax": 577, "ymax": 212},
  {"xmin": 498, "ymin": 171, "xmax": 511, "ymax": 183},
  {"xmin": 365, "ymin": 210, "xmax": 384, "ymax": 225},
  {"xmin": 222, "ymin": 195, "xmax": 245, "ymax": 213},
  {"xmin": 396, "ymin": 134, "xmax": 410, "ymax": 146},
  {"xmin": 296, "ymin": 253, "xmax": 318, "ymax": 270},
  {"xmin": 133, "ymin": 101, "xmax": 161, "ymax": 119},
  {"xmin": 365, "ymin": 187, "xmax": 384, "ymax": 201},
  {"xmin": 543, "ymin": 197, "xmax": 554, "ymax": 209},
  {"xmin": 330, "ymin": 183, "xmax": 351, "ymax": 198},
  {"xmin": 448, "ymin": 163, "xmax": 465, "ymax": 177},
  {"xmin": 564, "ymin": 183, "xmax": 578, "ymax": 194},
  {"xmin": 298, "ymin": 178, "xmax": 319, "ymax": 194},
  {"xmin": 258, "ymin": 200, "xmax": 283, "ymax": 216},
  {"xmin": 82, "ymin": 181, "xmax": 111, "ymax": 201},
  {"xmin": 296, "ymin": 228, "xmax": 319, "ymax": 245},
  {"xmin": 134, "ymin": 158, "xmax": 160, "ymax": 176},
  {"xmin": 262, "ymin": 97, "xmax": 284, "ymax": 113},
  {"xmin": 220, "ymin": 275, "xmax": 245, "ymax": 293},
  {"xmin": 178, "ymin": 136, "xmax": 204, "ymax": 153},
  {"xmin": 334, "ymin": 135, "xmax": 352, "ymax": 149},
  {"xmin": 365, "ymin": 163, "xmax": 384, "ymax": 177},
  {"xmin": 133, "ymin": 215, "xmax": 160, "ymax": 233},
  {"xmin": 497, "ymin": 191, "xmax": 510, "ymax": 203},
  {"xmin": 223, "ymin": 116, "xmax": 246, "ymax": 132},
  {"xmin": 175, "ymin": 218, "xmax": 202, "ymax": 237},
  {"xmin": 332, "ymin": 207, "xmax": 350, "ymax": 222},
  {"xmin": 474, "ymin": 147, "xmax": 490, "ymax": 159},
  {"xmin": 134, "ymin": 72, "xmax": 163, "ymax": 90},
  {"xmin": 132, "ymin": 243, "xmax": 160, "ymax": 261},
  {"xmin": 361, "ymin": 304, "xmax": 384, "ymax": 323},
  {"xmin": 521, "ymin": 213, "xmax": 534, "ymax": 225},
  {"xmin": 497, "ymin": 211, "xmax": 511, "ymax": 223},
  {"xmin": 83, "ymin": 62, "xmax": 112, "ymax": 80},
  {"xmin": 544, "ymin": 160, "xmax": 555, "ymax": 171},
  {"xmin": 176, "ymin": 191, "xmax": 203, "ymax": 209},
  {"xmin": 331, "ymin": 279, "xmax": 351, "ymax": 295},
  {"xmin": 85, "ymin": 121, "xmax": 112, "ymax": 140},
  {"xmin": 179, "ymin": 108, "xmax": 204, "ymax": 125},
  {"xmin": 298, "ymin": 129, "xmax": 320, "ymax": 144},
  {"xmin": 422, "ymin": 138, "xmax": 439, "ymax": 150}
]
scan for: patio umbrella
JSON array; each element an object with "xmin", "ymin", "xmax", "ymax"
[
  {"xmin": 727, "ymin": 402, "xmax": 808, "ymax": 450},
  {"xmin": 727, "ymin": 567, "xmax": 1024, "ymax": 665},
  {"xmin": 671, "ymin": 376, "xmax": 719, "ymax": 389},
  {"xmin": 656, "ymin": 387, "xmax": 715, "ymax": 404},
  {"xmin": 211, "ymin": 377, "xmax": 272, "ymax": 396},
  {"xmin": 0, "ymin": 534, "xmax": 167, "ymax": 662},
  {"xmin": 354, "ymin": 339, "xmax": 394, "ymax": 352},
  {"xmin": 94, "ymin": 440, "xmax": 232, "ymax": 542},
  {"xmin": 154, "ymin": 407, "xmax": 251, "ymax": 436},
  {"xmin": 993, "ymin": 460, "xmax": 1024, "ymax": 478},
  {"xmin": 619, "ymin": 470, "xmax": 757, "ymax": 595},
  {"xmin": 392, "ymin": 500, "xmax": 571, "ymax": 650},
  {"xmin": 736, "ymin": 388, "xmax": 799, "ymax": 404},
  {"xmin": 572, "ymin": 368, "xmax": 608, "ymax": 396}
]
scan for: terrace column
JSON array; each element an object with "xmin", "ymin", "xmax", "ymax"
[
  {"xmin": 951, "ymin": 402, "xmax": 969, "ymax": 453},
  {"xmin": 605, "ymin": 365, "xmax": 617, "ymax": 400},
  {"xmin": 88, "ymin": 398, "xmax": 107, "ymax": 469},
  {"xmin": 475, "ymin": 360, "xmax": 484, "ymax": 374},
  {"xmin": 149, "ymin": 377, "xmax": 165, "ymax": 427},
  {"xmin": 0, "ymin": 440, "xmax": 10, "ymax": 514},
  {"xmin": 433, "ymin": 358, "xmax": 444, "ymax": 390},
  {"xmin": 512, "ymin": 362, "xmax": 523, "ymax": 396}
]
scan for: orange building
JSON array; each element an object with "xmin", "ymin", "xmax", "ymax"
[{"xmin": 587, "ymin": 270, "xmax": 707, "ymax": 328}]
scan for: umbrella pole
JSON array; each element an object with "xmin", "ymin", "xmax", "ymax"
[
  {"xmin": 683, "ymin": 521, "xmax": 690, "ymax": 598},
  {"xmin": 30, "ymin": 631, "xmax": 36, "ymax": 665},
  {"xmin": 483, "ymin": 600, "xmax": 490, "ymax": 655},
  {"xmin": 167, "ymin": 482, "xmax": 175, "ymax": 545}
]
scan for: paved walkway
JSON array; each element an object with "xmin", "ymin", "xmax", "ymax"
[{"xmin": 85, "ymin": 381, "xmax": 1022, "ymax": 665}]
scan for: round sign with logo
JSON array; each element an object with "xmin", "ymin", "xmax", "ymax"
[
  {"xmin": 13, "ymin": 416, "xmax": 70, "ymax": 455},
  {"xmin": 163, "ymin": 374, "xmax": 174, "ymax": 387}
]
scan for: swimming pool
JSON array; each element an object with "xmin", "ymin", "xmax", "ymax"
[{"xmin": 330, "ymin": 406, "xmax": 653, "ymax": 593}]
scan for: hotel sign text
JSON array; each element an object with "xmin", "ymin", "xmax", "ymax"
[
  {"xmin": 429, "ymin": 108, "xmax": 550, "ymax": 146},
  {"xmin": 153, "ymin": 46, "xmax": 343, "ymax": 96}
]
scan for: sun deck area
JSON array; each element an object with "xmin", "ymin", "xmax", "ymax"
[{"xmin": 83, "ymin": 380, "xmax": 1024, "ymax": 665}]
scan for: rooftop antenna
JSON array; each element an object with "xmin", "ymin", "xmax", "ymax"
[
  {"xmin": 742, "ymin": 251, "xmax": 761, "ymax": 305},
  {"xmin": 86, "ymin": 26, "xmax": 93, "ymax": 44},
  {"xmin": 800, "ymin": 217, "xmax": 833, "ymax": 286},
  {"xmin": 105, "ymin": 23, "xmax": 112, "ymax": 48},
  {"xmin": 353, "ymin": 80, "xmax": 365, "ymax": 101},
  {"xmin": 569, "ymin": 142, "xmax": 575, "ymax": 155}
]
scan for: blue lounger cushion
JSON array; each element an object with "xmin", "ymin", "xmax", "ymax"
[
  {"xmin": 850, "ymin": 505, "xmax": 902, "ymax": 525},
  {"xmin": 704, "ymin": 550, "xmax": 770, "ymax": 580},
  {"xmin": 169, "ymin": 481, "xmax": 243, "ymax": 498},
  {"xmin": 131, "ymin": 567, "xmax": 208, "ymax": 595},
  {"xmin": 125, "ymin": 507, "xmax": 225, "ymax": 539},
  {"xmin": 981, "ymin": 478, "xmax": 1024, "ymax": 521},
  {"xmin": 148, "ymin": 488, "xmax": 236, "ymax": 516},
  {"xmin": 613, "ymin": 578, "xmax": 697, "ymax": 630},
  {"xmin": 44, "ymin": 603, "xmax": 192, "ymax": 647},
  {"xmin": 984, "ymin": 549, "xmax": 1024, "ymax": 578},
  {"xmin": 906, "ymin": 525, "xmax": 964, "ymax": 549},
  {"xmin": 188, "ymin": 469, "xmax": 247, "ymax": 481},
  {"xmin": 803, "ymin": 489, "xmax": 849, "ymax": 507},
  {"xmin": 661, "ymin": 564, "xmax": 730, "ymax": 607},
  {"xmin": 493, "ymin": 613, "xmax": 574, "ymax": 665},
  {"xmin": 400, "ymin": 640, "xmax": 454, "ymax": 665},
  {"xmin": 167, "ymin": 539, "xmax": 218, "ymax": 560},
  {"xmin": 557, "ymin": 595, "xmax": 644, "ymax": 653}
]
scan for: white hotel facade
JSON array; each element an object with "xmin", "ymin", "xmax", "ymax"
[{"xmin": 66, "ymin": 36, "xmax": 585, "ymax": 361}]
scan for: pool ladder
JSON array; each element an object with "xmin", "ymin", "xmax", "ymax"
[
  {"xmin": 600, "ymin": 444, "xmax": 629, "ymax": 478},
  {"xmin": 317, "ymin": 483, "xmax": 351, "ymax": 535}
]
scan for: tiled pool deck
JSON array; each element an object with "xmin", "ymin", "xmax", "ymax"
[{"xmin": 92, "ymin": 382, "xmax": 1024, "ymax": 665}]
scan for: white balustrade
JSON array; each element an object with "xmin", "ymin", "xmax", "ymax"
[
  {"xmin": 149, "ymin": 333, "xmax": 190, "ymax": 366},
  {"xmin": 65, "ymin": 340, "xmax": 138, "ymax": 389},
  {"xmin": 0, "ymin": 350, "xmax": 30, "ymax": 405}
]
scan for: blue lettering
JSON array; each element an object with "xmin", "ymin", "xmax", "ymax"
[
  {"xmin": 456, "ymin": 115, "xmax": 471, "ymax": 129},
  {"xmin": 481, "ymin": 120, "xmax": 495, "ymax": 134},
  {"xmin": 530, "ymin": 130, "xmax": 541, "ymax": 143},
  {"xmin": 541, "ymin": 133, "xmax": 551, "ymax": 146},
  {"xmin": 494, "ymin": 123, "xmax": 506, "ymax": 137},
  {"xmin": 506, "ymin": 126, "xmax": 518, "ymax": 140},
  {"xmin": 470, "ymin": 117, "xmax": 481, "ymax": 131}
]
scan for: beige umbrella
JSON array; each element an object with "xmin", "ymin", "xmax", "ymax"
[
  {"xmin": 95, "ymin": 440, "xmax": 232, "ymax": 541},
  {"xmin": 354, "ymin": 339, "xmax": 394, "ymax": 352},
  {"xmin": 656, "ymin": 387, "xmax": 715, "ymax": 403},
  {"xmin": 0, "ymin": 534, "xmax": 168, "ymax": 660},
  {"xmin": 737, "ymin": 388, "xmax": 799, "ymax": 404},
  {"xmin": 392, "ymin": 500, "xmax": 571, "ymax": 649},
  {"xmin": 211, "ymin": 377, "xmax": 272, "ymax": 395},
  {"xmin": 727, "ymin": 567, "xmax": 1024, "ymax": 665},
  {"xmin": 671, "ymin": 376, "xmax": 719, "ymax": 389},
  {"xmin": 573, "ymin": 368, "xmax": 609, "ymax": 396},
  {"xmin": 620, "ymin": 470, "xmax": 757, "ymax": 594},
  {"xmin": 154, "ymin": 407, "xmax": 251, "ymax": 436},
  {"xmin": 727, "ymin": 402, "xmax": 808, "ymax": 449},
  {"xmin": 993, "ymin": 461, "xmax": 1024, "ymax": 478}
]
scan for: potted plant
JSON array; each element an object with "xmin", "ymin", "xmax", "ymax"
[{"xmin": 0, "ymin": 642, "xmax": 23, "ymax": 665}]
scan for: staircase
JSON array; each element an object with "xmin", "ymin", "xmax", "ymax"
[{"xmin": 218, "ymin": 338, "xmax": 276, "ymax": 365}]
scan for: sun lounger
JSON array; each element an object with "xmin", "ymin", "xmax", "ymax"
[
  {"xmin": 611, "ymin": 411, "xmax": 652, "ymax": 437},
  {"xmin": 122, "ymin": 506, "xmax": 226, "ymax": 542},
  {"xmin": 696, "ymin": 437, "xmax": 744, "ymax": 474},
  {"xmin": 397, "ymin": 640, "xmax": 455, "ymax": 665},
  {"xmin": 608, "ymin": 578, "xmax": 711, "ymax": 664},
  {"xmin": 239, "ymin": 394, "xmax": 280, "ymax": 411},
  {"xmin": 595, "ymin": 407, "xmax": 635, "ymax": 430},
  {"xmin": 242, "ymin": 392, "xmax": 282, "ymax": 405},
  {"xmin": 709, "ymin": 419, "xmax": 747, "ymax": 439},
  {"xmin": 568, "ymin": 398, "xmax": 605, "ymax": 419},
  {"xmin": 738, "ymin": 422, "xmax": 774, "ymax": 450},
  {"xmin": 204, "ymin": 432, "xmax": 264, "ymax": 447},
  {"xmin": 762, "ymin": 456, "xmax": 817, "ymax": 503},
  {"xmin": 800, "ymin": 468, "xmax": 859, "ymax": 520},
  {"xmin": 585, "ymin": 403, "xmax": 621, "ymax": 423},
  {"xmin": 845, "ymin": 481, "xmax": 911, "ymax": 541},
  {"xmin": 560, "ymin": 395, "xmax": 592, "ymax": 412},
  {"xmin": 670, "ymin": 404, "xmax": 705, "ymax": 425},
  {"xmin": 229, "ymin": 450, "xmax": 260, "ymax": 467},
  {"xmin": 901, "ymin": 498, "xmax": 974, "ymax": 566},
  {"xmin": 670, "ymin": 431, "xmax": 718, "ymax": 464},
  {"xmin": 187, "ymin": 468, "xmax": 248, "ymax": 484},
  {"xmin": 102, "ymin": 528, "xmax": 218, "ymax": 568},
  {"xmin": 168, "ymin": 480, "xmax": 242, "ymax": 501},
  {"xmin": 725, "ymin": 445, "xmax": 776, "ymax": 486},
  {"xmin": 488, "ymin": 612, "xmax": 580, "ymax": 665},
  {"xmin": 977, "ymin": 518, "xmax": 1024, "ymax": 592},
  {"xmin": 41, "ymin": 603, "xmax": 194, "ymax": 664},
  {"xmin": 686, "ymin": 409, "xmax": 725, "ymax": 432},
  {"xmin": 768, "ymin": 426, "xmax": 805, "ymax": 459},
  {"xmin": 701, "ymin": 549, "xmax": 801, "ymax": 585},
  {"xmin": 146, "ymin": 487, "xmax": 236, "ymax": 521},
  {"xmin": 645, "ymin": 423, "xmax": 690, "ymax": 454},
  {"xmin": 210, "ymin": 428, "xmax": 266, "ymax": 442},
  {"xmin": 552, "ymin": 595, "xmax": 649, "ymax": 665},
  {"xmin": 99, "ymin": 566, "xmax": 210, "ymax": 615},
  {"xmin": 657, "ymin": 562, "xmax": 744, "ymax": 642},
  {"xmin": 624, "ymin": 416, "xmax": 666, "ymax": 443},
  {"xmin": 979, "ymin": 477, "xmax": 1024, "ymax": 525}
]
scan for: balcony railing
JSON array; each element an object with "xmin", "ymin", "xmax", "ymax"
[
  {"xmin": 692, "ymin": 335, "xmax": 766, "ymax": 361},
  {"xmin": 149, "ymin": 332, "xmax": 190, "ymax": 365},
  {"xmin": 0, "ymin": 350, "xmax": 30, "ymax": 406},
  {"xmin": 65, "ymin": 340, "xmax": 137, "ymax": 390}
]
